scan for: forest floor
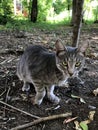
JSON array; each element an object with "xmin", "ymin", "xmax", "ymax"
[{"xmin": 0, "ymin": 24, "xmax": 98, "ymax": 130}]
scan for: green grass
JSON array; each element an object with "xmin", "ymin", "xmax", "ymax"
[
  {"xmin": 0, "ymin": 15, "xmax": 71, "ymax": 32},
  {"xmin": 0, "ymin": 16, "xmax": 97, "ymax": 32}
]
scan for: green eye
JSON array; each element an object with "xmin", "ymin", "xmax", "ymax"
[
  {"xmin": 75, "ymin": 62, "xmax": 81, "ymax": 67},
  {"xmin": 62, "ymin": 61, "xmax": 67, "ymax": 66}
]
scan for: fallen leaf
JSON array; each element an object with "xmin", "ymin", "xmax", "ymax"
[
  {"xmin": 71, "ymin": 94, "xmax": 80, "ymax": 99},
  {"xmin": 42, "ymin": 40, "xmax": 48, "ymax": 44},
  {"xmin": 92, "ymin": 36, "xmax": 98, "ymax": 40},
  {"xmin": 88, "ymin": 105, "xmax": 96, "ymax": 110},
  {"xmin": 93, "ymin": 88, "xmax": 98, "ymax": 96},
  {"xmin": 63, "ymin": 116, "xmax": 78, "ymax": 124},
  {"xmin": 74, "ymin": 120, "xmax": 90, "ymax": 130},
  {"xmin": 54, "ymin": 105, "xmax": 60, "ymax": 110},
  {"xmin": 80, "ymin": 98, "xmax": 86, "ymax": 104},
  {"xmin": 74, "ymin": 111, "xmax": 95, "ymax": 130},
  {"xmin": 71, "ymin": 94, "xmax": 86, "ymax": 104},
  {"xmin": 90, "ymin": 53, "xmax": 98, "ymax": 58},
  {"xmin": 88, "ymin": 111, "xmax": 95, "ymax": 121},
  {"xmin": 80, "ymin": 122, "xmax": 88, "ymax": 130},
  {"xmin": 74, "ymin": 121, "xmax": 82, "ymax": 130}
]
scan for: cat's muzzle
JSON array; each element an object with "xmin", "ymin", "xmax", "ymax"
[{"xmin": 69, "ymin": 72, "xmax": 73, "ymax": 77}]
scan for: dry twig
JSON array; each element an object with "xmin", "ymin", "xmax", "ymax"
[
  {"xmin": 11, "ymin": 112, "xmax": 72, "ymax": 130},
  {"xmin": 0, "ymin": 89, "xmax": 6, "ymax": 97},
  {"xmin": 3, "ymin": 86, "xmax": 11, "ymax": 117},
  {"xmin": 0, "ymin": 100, "xmax": 40, "ymax": 119}
]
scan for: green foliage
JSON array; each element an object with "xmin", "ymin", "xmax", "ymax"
[
  {"xmin": 0, "ymin": 0, "xmax": 13, "ymax": 24},
  {"xmin": 92, "ymin": 6, "xmax": 98, "ymax": 20},
  {"xmin": 0, "ymin": 0, "xmax": 98, "ymax": 25},
  {"xmin": 53, "ymin": 0, "xmax": 67, "ymax": 14},
  {"xmin": 0, "ymin": 16, "xmax": 70, "ymax": 31},
  {"xmin": 38, "ymin": 0, "xmax": 52, "ymax": 21},
  {"xmin": 22, "ymin": 0, "xmax": 31, "ymax": 18}
]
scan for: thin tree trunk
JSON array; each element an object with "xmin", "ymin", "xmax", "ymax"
[
  {"xmin": 13, "ymin": 0, "xmax": 16, "ymax": 15},
  {"xmin": 71, "ymin": 0, "xmax": 77, "ymax": 26},
  {"xmin": 72, "ymin": 0, "xmax": 84, "ymax": 47},
  {"xmin": 31, "ymin": 0, "xmax": 38, "ymax": 23}
]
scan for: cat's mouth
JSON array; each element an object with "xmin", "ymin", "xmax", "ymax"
[
  {"xmin": 68, "ymin": 68, "xmax": 79, "ymax": 77},
  {"xmin": 68, "ymin": 72, "xmax": 73, "ymax": 77},
  {"xmin": 68, "ymin": 71, "xmax": 79, "ymax": 78},
  {"xmin": 68, "ymin": 69, "xmax": 74, "ymax": 77},
  {"xmin": 68, "ymin": 71, "xmax": 76, "ymax": 78}
]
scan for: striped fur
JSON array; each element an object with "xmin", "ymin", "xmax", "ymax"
[{"xmin": 17, "ymin": 41, "xmax": 88, "ymax": 105}]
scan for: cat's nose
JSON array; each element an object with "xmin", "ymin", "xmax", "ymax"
[
  {"xmin": 68, "ymin": 68, "xmax": 74, "ymax": 76},
  {"xmin": 69, "ymin": 72, "xmax": 73, "ymax": 76},
  {"xmin": 68, "ymin": 70, "xmax": 73, "ymax": 76}
]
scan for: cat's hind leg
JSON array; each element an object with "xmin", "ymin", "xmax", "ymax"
[{"xmin": 47, "ymin": 85, "xmax": 60, "ymax": 104}]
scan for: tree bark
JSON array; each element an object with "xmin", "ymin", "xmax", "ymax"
[
  {"xmin": 31, "ymin": 0, "xmax": 38, "ymax": 23},
  {"xmin": 72, "ymin": 0, "xmax": 84, "ymax": 47},
  {"xmin": 71, "ymin": 0, "xmax": 77, "ymax": 26}
]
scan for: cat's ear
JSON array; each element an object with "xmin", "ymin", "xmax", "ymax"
[
  {"xmin": 55, "ymin": 40, "xmax": 65, "ymax": 56},
  {"xmin": 78, "ymin": 40, "xmax": 89, "ymax": 55},
  {"xmin": 55, "ymin": 40, "xmax": 65, "ymax": 51}
]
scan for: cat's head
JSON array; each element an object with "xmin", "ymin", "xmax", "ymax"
[{"xmin": 55, "ymin": 40, "xmax": 88, "ymax": 77}]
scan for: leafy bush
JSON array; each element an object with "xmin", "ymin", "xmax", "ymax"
[
  {"xmin": 53, "ymin": 0, "xmax": 66, "ymax": 14},
  {"xmin": 0, "ymin": 0, "xmax": 13, "ymax": 24}
]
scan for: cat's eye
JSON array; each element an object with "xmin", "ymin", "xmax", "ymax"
[
  {"xmin": 62, "ymin": 61, "xmax": 67, "ymax": 66},
  {"xmin": 75, "ymin": 62, "xmax": 81, "ymax": 67}
]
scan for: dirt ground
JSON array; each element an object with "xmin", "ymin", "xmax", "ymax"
[{"xmin": 0, "ymin": 25, "xmax": 98, "ymax": 130}]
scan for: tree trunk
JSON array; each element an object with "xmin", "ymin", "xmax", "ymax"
[
  {"xmin": 71, "ymin": 0, "xmax": 77, "ymax": 26},
  {"xmin": 72, "ymin": 0, "xmax": 84, "ymax": 47},
  {"xmin": 31, "ymin": 0, "xmax": 38, "ymax": 23},
  {"xmin": 13, "ymin": 0, "xmax": 16, "ymax": 15}
]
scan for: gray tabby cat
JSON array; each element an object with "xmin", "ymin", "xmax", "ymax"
[{"xmin": 17, "ymin": 40, "xmax": 88, "ymax": 105}]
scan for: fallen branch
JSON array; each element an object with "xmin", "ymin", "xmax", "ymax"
[
  {"xmin": 0, "ymin": 100, "xmax": 40, "ymax": 119},
  {"xmin": 11, "ymin": 112, "xmax": 72, "ymax": 130}
]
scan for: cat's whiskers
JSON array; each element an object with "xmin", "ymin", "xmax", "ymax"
[{"xmin": 58, "ymin": 77, "xmax": 69, "ymax": 88}]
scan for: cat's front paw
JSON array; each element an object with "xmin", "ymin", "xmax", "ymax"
[
  {"xmin": 48, "ymin": 95, "xmax": 60, "ymax": 104},
  {"xmin": 22, "ymin": 84, "xmax": 30, "ymax": 92},
  {"xmin": 75, "ymin": 77, "xmax": 84, "ymax": 85},
  {"xmin": 53, "ymin": 96, "xmax": 60, "ymax": 104},
  {"xmin": 30, "ymin": 95, "xmax": 43, "ymax": 105},
  {"xmin": 34, "ymin": 98, "xmax": 43, "ymax": 105},
  {"xmin": 59, "ymin": 82, "xmax": 69, "ymax": 88}
]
